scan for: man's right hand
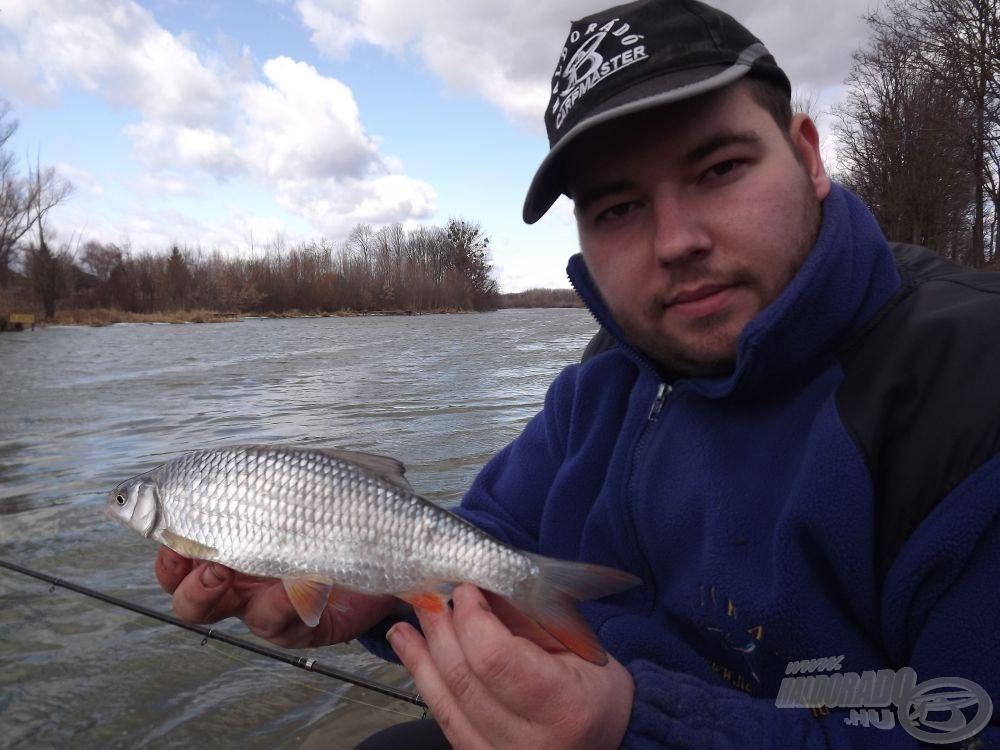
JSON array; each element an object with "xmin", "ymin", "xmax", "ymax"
[{"xmin": 154, "ymin": 546, "xmax": 402, "ymax": 649}]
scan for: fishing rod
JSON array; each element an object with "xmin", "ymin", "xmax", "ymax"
[{"xmin": 0, "ymin": 558, "xmax": 426, "ymax": 709}]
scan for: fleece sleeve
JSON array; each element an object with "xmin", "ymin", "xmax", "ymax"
[{"xmin": 621, "ymin": 454, "xmax": 1000, "ymax": 749}]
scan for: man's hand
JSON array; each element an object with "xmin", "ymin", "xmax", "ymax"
[
  {"xmin": 154, "ymin": 547, "xmax": 400, "ymax": 649},
  {"xmin": 387, "ymin": 583, "xmax": 634, "ymax": 749}
]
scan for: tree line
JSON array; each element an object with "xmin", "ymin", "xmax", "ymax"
[
  {"xmin": 835, "ymin": 0, "xmax": 1000, "ymax": 267},
  {"xmin": 499, "ymin": 288, "xmax": 582, "ymax": 308},
  {"xmin": 19, "ymin": 219, "xmax": 503, "ymax": 320},
  {"xmin": 0, "ymin": 100, "xmax": 505, "ymax": 319},
  {"xmin": 7, "ymin": 0, "xmax": 1000, "ymax": 324}
]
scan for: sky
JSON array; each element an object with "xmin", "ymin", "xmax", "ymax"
[{"xmin": 0, "ymin": 0, "xmax": 879, "ymax": 293}]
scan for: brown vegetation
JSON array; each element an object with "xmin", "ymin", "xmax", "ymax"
[
  {"xmin": 49, "ymin": 308, "xmax": 241, "ymax": 326},
  {"xmin": 835, "ymin": 0, "xmax": 1000, "ymax": 266},
  {"xmin": 499, "ymin": 288, "xmax": 582, "ymax": 308},
  {"xmin": 0, "ymin": 218, "xmax": 504, "ymax": 324}
]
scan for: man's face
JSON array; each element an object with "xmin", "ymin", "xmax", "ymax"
[{"xmin": 568, "ymin": 81, "xmax": 831, "ymax": 378}]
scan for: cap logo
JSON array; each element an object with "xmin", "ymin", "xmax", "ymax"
[{"xmin": 551, "ymin": 18, "xmax": 648, "ymax": 131}]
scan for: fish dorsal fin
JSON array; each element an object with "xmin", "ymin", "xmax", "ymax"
[
  {"xmin": 315, "ymin": 448, "xmax": 414, "ymax": 492},
  {"xmin": 161, "ymin": 529, "xmax": 218, "ymax": 560},
  {"xmin": 283, "ymin": 576, "xmax": 335, "ymax": 627}
]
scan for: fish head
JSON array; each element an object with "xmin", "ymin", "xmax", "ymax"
[{"xmin": 106, "ymin": 475, "xmax": 161, "ymax": 538}]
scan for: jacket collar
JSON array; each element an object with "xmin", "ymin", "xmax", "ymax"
[{"xmin": 568, "ymin": 183, "xmax": 902, "ymax": 399}]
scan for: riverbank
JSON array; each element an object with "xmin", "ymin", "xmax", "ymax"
[{"xmin": 1, "ymin": 306, "xmax": 481, "ymax": 328}]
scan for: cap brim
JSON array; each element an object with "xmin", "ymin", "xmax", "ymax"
[{"xmin": 523, "ymin": 56, "xmax": 764, "ymax": 224}]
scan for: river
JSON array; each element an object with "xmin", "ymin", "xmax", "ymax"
[{"xmin": 0, "ymin": 308, "xmax": 597, "ymax": 749}]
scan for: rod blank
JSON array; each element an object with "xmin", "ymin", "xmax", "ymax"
[{"xmin": 0, "ymin": 557, "xmax": 425, "ymax": 708}]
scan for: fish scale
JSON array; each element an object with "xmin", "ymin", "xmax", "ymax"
[{"xmin": 107, "ymin": 444, "xmax": 641, "ymax": 665}]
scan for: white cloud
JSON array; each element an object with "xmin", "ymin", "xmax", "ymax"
[
  {"xmin": 0, "ymin": 0, "xmax": 229, "ymax": 128},
  {"xmin": 295, "ymin": 0, "xmax": 876, "ymax": 132},
  {"xmin": 295, "ymin": 0, "xmax": 367, "ymax": 58},
  {"xmin": 295, "ymin": 0, "xmax": 598, "ymax": 128},
  {"xmin": 137, "ymin": 174, "xmax": 198, "ymax": 198},
  {"xmin": 241, "ymin": 56, "xmax": 379, "ymax": 180},
  {"xmin": 54, "ymin": 162, "xmax": 104, "ymax": 198},
  {"xmin": 124, "ymin": 121, "xmax": 246, "ymax": 177},
  {"xmin": 0, "ymin": 0, "xmax": 436, "ymax": 236},
  {"xmin": 277, "ymin": 173, "xmax": 437, "ymax": 236}
]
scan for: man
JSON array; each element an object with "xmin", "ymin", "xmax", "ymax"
[{"xmin": 158, "ymin": 0, "xmax": 1000, "ymax": 747}]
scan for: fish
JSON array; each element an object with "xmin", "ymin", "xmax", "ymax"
[{"xmin": 106, "ymin": 445, "xmax": 640, "ymax": 665}]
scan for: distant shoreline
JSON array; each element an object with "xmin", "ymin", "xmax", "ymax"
[{"xmin": 1, "ymin": 304, "xmax": 584, "ymax": 329}]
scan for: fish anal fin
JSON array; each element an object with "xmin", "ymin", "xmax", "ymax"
[
  {"xmin": 283, "ymin": 577, "xmax": 334, "ymax": 627},
  {"xmin": 399, "ymin": 587, "xmax": 452, "ymax": 614},
  {"xmin": 161, "ymin": 529, "xmax": 218, "ymax": 560}
]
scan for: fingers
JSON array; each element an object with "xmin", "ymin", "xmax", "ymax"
[
  {"xmin": 154, "ymin": 547, "xmax": 193, "ymax": 594},
  {"xmin": 391, "ymin": 587, "xmax": 633, "ymax": 750},
  {"xmin": 168, "ymin": 559, "xmax": 241, "ymax": 623},
  {"xmin": 152, "ymin": 547, "xmax": 404, "ymax": 649},
  {"xmin": 387, "ymin": 620, "xmax": 488, "ymax": 748},
  {"xmin": 241, "ymin": 582, "xmax": 315, "ymax": 646},
  {"xmin": 451, "ymin": 585, "xmax": 561, "ymax": 712},
  {"xmin": 390, "ymin": 585, "xmax": 556, "ymax": 747}
]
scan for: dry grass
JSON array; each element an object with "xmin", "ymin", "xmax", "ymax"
[
  {"xmin": 4, "ymin": 306, "xmax": 475, "ymax": 329},
  {"xmin": 50, "ymin": 308, "xmax": 242, "ymax": 326}
]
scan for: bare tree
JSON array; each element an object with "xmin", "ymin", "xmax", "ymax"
[
  {"xmin": 874, "ymin": 0, "xmax": 1000, "ymax": 266},
  {"xmin": 0, "ymin": 103, "xmax": 74, "ymax": 287},
  {"xmin": 0, "ymin": 102, "xmax": 31, "ymax": 286},
  {"xmin": 26, "ymin": 154, "xmax": 73, "ymax": 250},
  {"xmin": 835, "ymin": 2, "xmax": 981, "ymax": 259},
  {"xmin": 446, "ymin": 218, "xmax": 501, "ymax": 311},
  {"xmin": 23, "ymin": 241, "xmax": 74, "ymax": 320}
]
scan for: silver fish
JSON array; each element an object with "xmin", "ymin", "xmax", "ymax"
[{"xmin": 106, "ymin": 445, "xmax": 639, "ymax": 664}]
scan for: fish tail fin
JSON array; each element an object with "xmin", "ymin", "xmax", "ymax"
[{"xmin": 514, "ymin": 555, "xmax": 641, "ymax": 666}]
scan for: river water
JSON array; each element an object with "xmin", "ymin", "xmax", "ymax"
[{"xmin": 0, "ymin": 308, "xmax": 597, "ymax": 749}]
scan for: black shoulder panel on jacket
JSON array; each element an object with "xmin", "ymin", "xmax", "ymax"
[
  {"xmin": 836, "ymin": 244, "xmax": 1000, "ymax": 582},
  {"xmin": 581, "ymin": 326, "xmax": 617, "ymax": 363}
]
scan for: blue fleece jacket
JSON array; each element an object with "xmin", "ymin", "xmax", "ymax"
[{"xmin": 362, "ymin": 184, "xmax": 1000, "ymax": 747}]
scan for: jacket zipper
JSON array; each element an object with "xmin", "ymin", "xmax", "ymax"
[{"xmin": 647, "ymin": 382, "xmax": 671, "ymax": 421}]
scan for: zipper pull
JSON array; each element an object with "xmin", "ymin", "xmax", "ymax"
[{"xmin": 647, "ymin": 382, "xmax": 671, "ymax": 421}]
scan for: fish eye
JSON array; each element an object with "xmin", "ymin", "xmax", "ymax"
[{"xmin": 116, "ymin": 494, "xmax": 127, "ymax": 506}]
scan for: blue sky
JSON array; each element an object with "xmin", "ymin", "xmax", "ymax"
[{"xmin": 0, "ymin": 0, "xmax": 874, "ymax": 292}]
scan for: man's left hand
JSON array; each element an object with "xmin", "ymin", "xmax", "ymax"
[{"xmin": 387, "ymin": 583, "xmax": 634, "ymax": 749}]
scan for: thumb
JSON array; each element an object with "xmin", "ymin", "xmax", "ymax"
[{"xmin": 170, "ymin": 560, "xmax": 236, "ymax": 623}]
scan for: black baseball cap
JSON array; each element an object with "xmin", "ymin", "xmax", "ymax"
[{"xmin": 522, "ymin": 0, "xmax": 790, "ymax": 223}]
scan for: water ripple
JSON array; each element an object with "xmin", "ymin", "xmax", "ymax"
[{"xmin": 0, "ymin": 308, "xmax": 597, "ymax": 747}]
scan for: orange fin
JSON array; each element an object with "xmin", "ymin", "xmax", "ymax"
[
  {"xmin": 282, "ymin": 577, "xmax": 334, "ymax": 627},
  {"xmin": 511, "ymin": 555, "xmax": 642, "ymax": 666},
  {"xmin": 399, "ymin": 590, "xmax": 451, "ymax": 613},
  {"xmin": 327, "ymin": 588, "xmax": 350, "ymax": 614}
]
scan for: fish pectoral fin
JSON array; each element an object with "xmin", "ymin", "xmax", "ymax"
[
  {"xmin": 326, "ymin": 588, "xmax": 350, "ymax": 614},
  {"xmin": 316, "ymin": 448, "xmax": 414, "ymax": 493},
  {"xmin": 160, "ymin": 529, "xmax": 218, "ymax": 560},
  {"xmin": 283, "ymin": 577, "xmax": 335, "ymax": 627}
]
